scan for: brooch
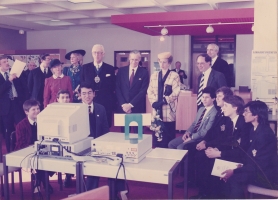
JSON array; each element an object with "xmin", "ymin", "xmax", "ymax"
[
  {"xmin": 220, "ymin": 124, "xmax": 225, "ymax": 131},
  {"xmin": 252, "ymin": 149, "xmax": 257, "ymax": 157}
]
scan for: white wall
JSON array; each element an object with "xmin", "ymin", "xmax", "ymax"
[
  {"xmin": 27, "ymin": 27, "xmax": 151, "ymax": 65},
  {"xmin": 235, "ymin": 34, "xmax": 254, "ymax": 88}
]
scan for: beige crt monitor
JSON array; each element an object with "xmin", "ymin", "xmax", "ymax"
[{"xmin": 37, "ymin": 103, "xmax": 90, "ymax": 144}]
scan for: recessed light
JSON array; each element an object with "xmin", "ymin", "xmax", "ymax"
[
  {"xmin": 0, "ymin": 6, "xmax": 7, "ymax": 9},
  {"xmin": 68, "ymin": 0, "xmax": 93, "ymax": 3},
  {"xmin": 51, "ymin": 20, "xmax": 60, "ymax": 22}
]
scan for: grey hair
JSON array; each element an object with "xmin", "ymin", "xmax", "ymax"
[
  {"xmin": 129, "ymin": 50, "xmax": 141, "ymax": 58},
  {"xmin": 208, "ymin": 43, "xmax": 219, "ymax": 52}
]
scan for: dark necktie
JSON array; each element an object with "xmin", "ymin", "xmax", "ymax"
[
  {"xmin": 44, "ymin": 68, "xmax": 47, "ymax": 76},
  {"xmin": 197, "ymin": 74, "xmax": 204, "ymax": 106},
  {"xmin": 130, "ymin": 69, "xmax": 134, "ymax": 86},
  {"xmin": 193, "ymin": 108, "xmax": 206, "ymax": 132},
  {"xmin": 4, "ymin": 72, "xmax": 13, "ymax": 99},
  {"xmin": 88, "ymin": 105, "xmax": 91, "ymax": 114},
  {"xmin": 33, "ymin": 122, "xmax": 37, "ymax": 127}
]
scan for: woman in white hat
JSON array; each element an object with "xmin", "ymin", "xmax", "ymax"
[{"xmin": 147, "ymin": 52, "xmax": 181, "ymax": 148}]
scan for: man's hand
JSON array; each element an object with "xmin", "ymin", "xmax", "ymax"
[
  {"xmin": 9, "ymin": 73, "xmax": 17, "ymax": 82},
  {"xmin": 205, "ymin": 147, "xmax": 221, "ymax": 158},
  {"xmin": 220, "ymin": 169, "xmax": 234, "ymax": 182},
  {"xmin": 182, "ymin": 131, "xmax": 191, "ymax": 141},
  {"xmin": 196, "ymin": 140, "xmax": 206, "ymax": 151},
  {"xmin": 122, "ymin": 103, "xmax": 132, "ymax": 113}
]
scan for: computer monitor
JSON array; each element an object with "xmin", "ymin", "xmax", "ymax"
[{"xmin": 37, "ymin": 103, "xmax": 90, "ymax": 144}]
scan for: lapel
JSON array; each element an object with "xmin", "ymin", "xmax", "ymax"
[
  {"xmin": 123, "ymin": 67, "xmax": 130, "ymax": 88},
  {"xmin": 93, "ymin": 103, "xmax": 100, "ymax": 132},
  {"xmin": 212, "ymin": 57, "xmax": 219, "ymax": 67},
  {"xmin": 199, "ymin": 106, "xmax": 214, "ymax": 127},
  {"xmin": 0, "ymin": 73, "xmax": 5, "ymax": 82},
  {"xmin": 207, "ymin": 69, "xmax": 214, "ymax": 86}
]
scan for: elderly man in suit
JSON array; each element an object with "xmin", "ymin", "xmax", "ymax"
[
  {"xmin": 171, "ymin": 61, "xmax": 187, "ymax": 84},
  {"xmin": 116, "ymin": 50, "xmax": 149, "ymax": 114},
  {"xmin": 196, "ymin": 53, "xmax": 227, "ymax": 109},
  {"xmin": 28, "ymin": 54, "xmax": 52, "ymax": 110},
  {"xmin": 80, "ymin": 44, "xmax": 115, "ymax": 127},
  {"xmin": 0, "ymin": 55, "xmax": 27, "ymax": 152},
  {"xmin": 207, "ymin": 44, "xmax": 231, "ymax": 86}
]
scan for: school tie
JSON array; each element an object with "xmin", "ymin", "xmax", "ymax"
[
  {"xmin": 4, "ymin": 72, "xmax": 13, "ymax": 99},
  {"xmin": 33, "ymin": 122, "xmax": 37, "ymax": 127},
  {"xmin": 193, "ymin": 108, "xmax": 206, "ymax": 133},
  {"xmin": 44, "ymin": 68, "xmax": 47, "ymax": 75},
  {"xmin": 88, "ymin": 105, "xmax": 91, "ymax": 114},
  {"xmin": 197, "ymin": 74, "xmax": 204, "ymax": 106},
  {"xmin": 129, "ymin": 69, "xmax": 134, "ymax": 86}
]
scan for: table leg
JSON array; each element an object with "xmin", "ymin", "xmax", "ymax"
[
  {"xmin": 168, "ymin": 162, "xmax": 179, "ymax": 199},
  {"xmin": 108, "ymin": 178, "xmax": 116, "ymax": 200},
  {"xmin": 76, "ymin": 161, "xmax": 83, "ymax": 194},
  {"xmin": 183, "ymin": 154, "xmax": 188, "ymax": 199},
  {"xmin": 3, "ymin": 155, "xmax": 9, "ymax": 200},
  {"xmin": 45, "ymin": 171, "xmax": 50, "ymax": 200}
]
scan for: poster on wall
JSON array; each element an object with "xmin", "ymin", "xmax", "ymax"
[{"xmin": 251, "ymin": 51, "xmax": 277, "ymax": 103}]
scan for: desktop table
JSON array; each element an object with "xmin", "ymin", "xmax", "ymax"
[
  {"xmin": 81, "ymin": 148, "xmax": 188, "ymax": 199},
  {"xmin": 3, "ymin": 146, "xmax": 83, "ymax": 200}
]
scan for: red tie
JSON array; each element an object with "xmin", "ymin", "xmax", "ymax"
[
  {"xmin": 193, "ymin": 109, "xmax": 206, "ymax": 132},
  {"xmin": 129, "ymin": 69, "xmax": 134, "ymax": 86}
]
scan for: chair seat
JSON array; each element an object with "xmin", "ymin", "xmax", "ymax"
[
  {"xmin": 247, "ymin": 184, "xmax": 278, "ymax": 198},
  {"xmin": 0, "ymin": 163, "xmax": 21, "ymax": 175}
]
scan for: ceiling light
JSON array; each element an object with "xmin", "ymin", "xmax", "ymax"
[
  {"xmin": 206, "ymin": 25, "xmax": 214, "ymax": 33},
  {"xmin": 160, "ymin": 36, "xmax": 165, "ymax": 41},
  {"xmin": 19, "ymin": 30, "xmax": 24, "ymax": 34},
  {"xmin": 161, "ymin": 27, "xmax": 168, "ymax": 36},
  {"xmin": 51, "ymin": 19, "xmax": 60, "ymax": 22},
  {"xmin": 0, "ymin": 6, "xmax": 7, "ymax": 9},
  {"xmin": 68, "ymin": 0, "xmax": 93, "ymax": 3},
  {"xmin": 251, "ymin": 24, "xmax": 254, "ymax": 32}
]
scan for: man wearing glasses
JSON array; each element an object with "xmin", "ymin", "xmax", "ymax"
[{"xmin": 80, "ymin": 44, "xmax": 115, "ymax": 127}]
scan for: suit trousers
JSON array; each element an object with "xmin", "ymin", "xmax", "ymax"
[{"xmin": 2, "ymin": 98, "xmax": 25, "ymax": 152}]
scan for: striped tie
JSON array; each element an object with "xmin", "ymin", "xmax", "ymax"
[
  {"xmin": 197, "ymin": 74, "xmax": 204, "ymax": 106},
  {"xmin": 193, "ymin": 108, "xmax": 206, "ymax": 132}
]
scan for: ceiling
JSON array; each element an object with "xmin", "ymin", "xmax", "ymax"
[{"xmin": 0, "ymin": 0, "xmax": 254, "ymax": 35}]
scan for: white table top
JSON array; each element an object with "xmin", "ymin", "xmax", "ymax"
[{"xmin": 5, "ymin": 146, "xmax": 77, "ymax": 174}]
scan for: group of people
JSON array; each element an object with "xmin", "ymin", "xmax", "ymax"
[{"xmin": 0, "ymin": 42, "xmax": 277, "ymax": 199}]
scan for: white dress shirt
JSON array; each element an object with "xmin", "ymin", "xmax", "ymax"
[{"xmin": 202, "ymin": 67, "xmax": 212, "ymax": 89}]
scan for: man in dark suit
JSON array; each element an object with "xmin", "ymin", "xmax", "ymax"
[
  {"xmin": 196, "ymin": 53, "xmax": 227, "ymax": 109},
  {"xmin": 171, "ymin": 61, "xmax": 187, "ymax": 84},
  {"xmin": 207, "ymin": 44, "xmax": 231, "ymax": 86},
  {"xmin": 0, "ymin": 55, "xmax": 27, "ymax": 152},
  {"xmin": 79, "ymin": 82, "xmax": 109, "ymax": 190},
  {"xmin": 80, "ymin": 44, "xmax": 115, "ymax": 127},
  {"xmin": 116, "ymin": 50, "xmax": 149, "ymax": 115},
  {"xmin": 28, "ymin": 54, "xmax": 52, "ymax": 110}
]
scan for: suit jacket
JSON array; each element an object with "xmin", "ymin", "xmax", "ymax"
[
  {"xmin": 187, "ymin": 106, "xmax": 218, "ymax": 142},
  {"xmin": 171, "ymin": 69, "xmax": 187, "ymax": 84},
  {"xmin": 28, "ymin": 67, "xmax": 52, "ymax": 103},
  {"xmin": 116, "ymin": 66, "xmax": 149, "ymax": 113},
  {"xmin": 14, "ymin": 118, "xmax": 32, "ymax": 151},
  {"xmin": 147, "ymin": 71, "xmax": 180, "ymax": 122},
  {"xmin": 81, "ymin": 62, "xmax": 115, "ymax": 111},
  {"xmin": 91, "ymin": 103, "xmax": 109, "ymax": 138},
  {"xmin": 211, "ymin": 57, "xmax": 230, "ymax": 86},
  {"xmin": 198, "ymin": 69, "xmax": 227, "ymax": 92},
  {"xmin": 234, "ymin": 124, "xmax": 278, "ymax": 188},
  {"xmin": 0, "ymin": 72, "xmax": 27, "ymax": 116}
]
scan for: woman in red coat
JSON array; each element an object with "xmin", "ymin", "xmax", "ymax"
[{"xmin": 43, "ymin": 59, "xmax": 73, "ymax": 108}]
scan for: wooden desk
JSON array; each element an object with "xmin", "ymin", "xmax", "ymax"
[{"xmin": 146, "ymin": 91, "xmax": 197, "ymax": 130}]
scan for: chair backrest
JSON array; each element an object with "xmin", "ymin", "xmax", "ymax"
[
  {"xmin": 62, "ymin": 185, "xmax": 109, "ymax": 200},
  {"xmin": 10, "ymin": 131, "xmax": 16, "ymax": 152},
  {"xmin": 239, "ymin": 86, "xmax": 249, "ymax": 92}
]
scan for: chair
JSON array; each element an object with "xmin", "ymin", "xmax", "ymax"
[
  {"xmin": 0, "ymin": 131, "xmax": 24, "ymax": 199},
  {"xmin": 239, "ymin": 86, "xmax": 249, "ymax": 92},
  {"xmin": 247, "ymin": 184, "xmax": 278, "ymax": 198},
  {"xmin": 62, "ymin": 185, "xmax": 109, "ymax": 200}
]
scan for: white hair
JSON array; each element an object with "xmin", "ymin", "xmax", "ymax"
[
  {"xmin": 208, "ymin": 43, "xmax": 219, "ymax": 52},
  {"xmin": 92, "ymin": 44, "xmax": 105, "ymax": 53}
]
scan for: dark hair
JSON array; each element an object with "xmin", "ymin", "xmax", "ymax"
[
  {"xmin": 175, "ymin": 61, "xmax": 181, "ymax": 65},
  {"xmin": 0, "ymin": 55, "xmax": 8, "ymax": 61},
  {"xmin": 216, "ymin": 86, "xmax": 233, "ymax": 97},
  {"xmin": 223, "ymin": 95, "xmax": 245, "ymax": 115},
  {"xmin": 23, "ymin": 99, "xmax": 40, "ymax": 112},
  {"xmin": 79, "ymin": 82, "xmax": 94, "ymax": 93},
  {"xmin": 196, "ymin": 53, "xmax": 212, "ymax": 64},
  {"xmin": 39, "ymin": 54, "xmax": 50, "ymax": 62},
  {"xmin": 56, "ymin": 90, "xmax": 70, "ymax": 99},
  {"xmin": 167, "ymin": 56, "xmax": 173, "ymax": 64},
  {"xmin": 202, "ymin": 86, "xmax": 216, "ymax": 99},
  {"xmin": 244, "ymin": 100, "xmax": 269, "ymax": 125}
]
